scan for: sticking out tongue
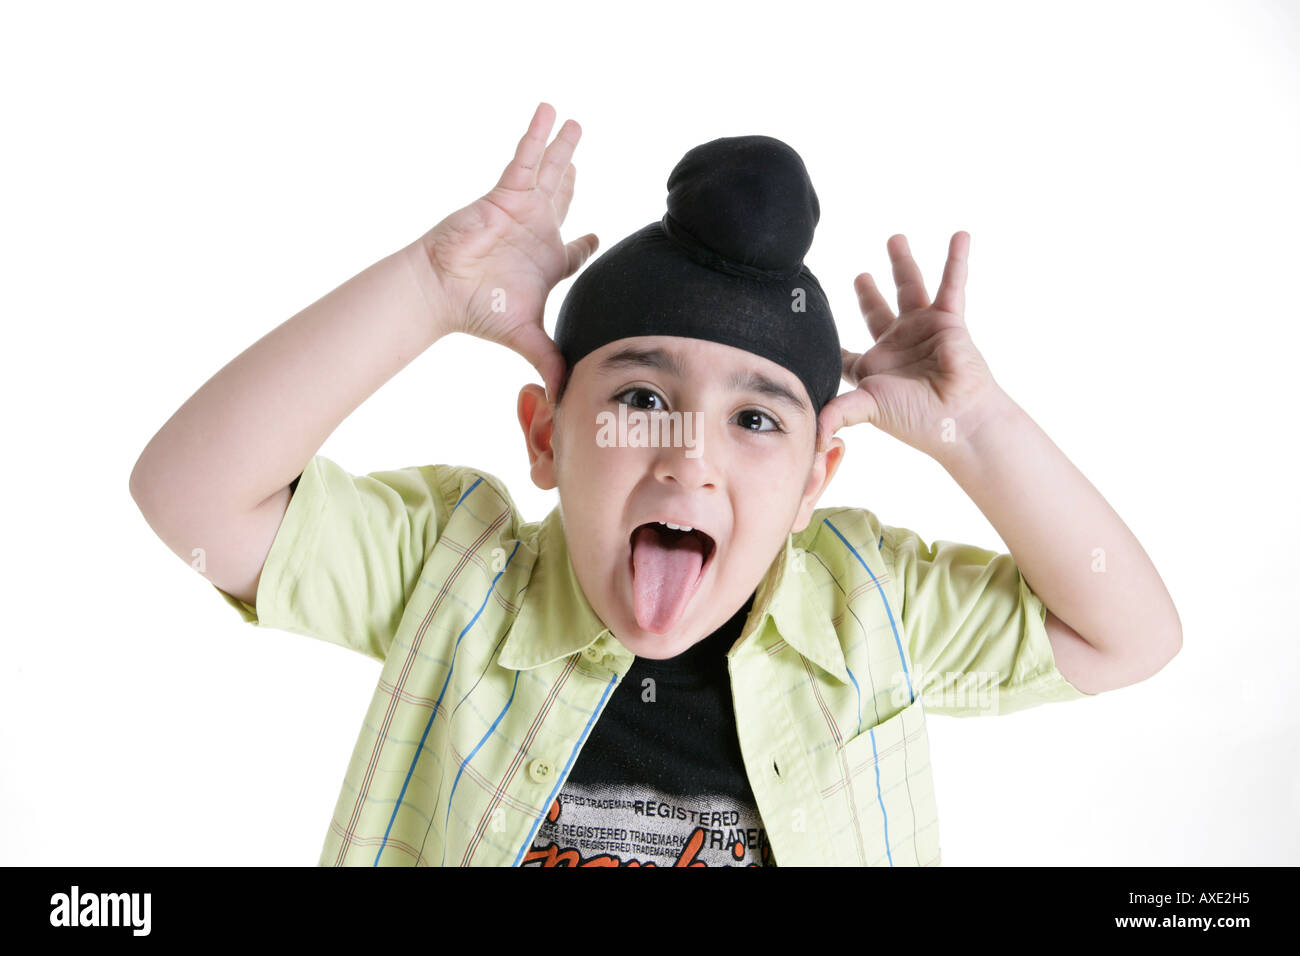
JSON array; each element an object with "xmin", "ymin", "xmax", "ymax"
[{"xmin": 630, "ymin": 523, "xmax": 708, "ymax": 634}]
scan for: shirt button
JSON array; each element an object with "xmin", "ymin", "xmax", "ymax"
[
  {"xmin": 527, "ymin": 758, "xmax": 553, "ymax": 784},
  {"xmin": 580, "ymin": 643, "xmax": 603, "ymax": 662}
]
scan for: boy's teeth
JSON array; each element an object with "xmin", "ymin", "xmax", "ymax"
[{"xmin": 658, "ymin": 520, "xmax": 693, "ymax": 532}]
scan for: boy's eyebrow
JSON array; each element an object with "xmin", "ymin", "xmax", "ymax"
[
  {"xmin": 727, "ymin": 369, "xmax": 810, "ymax": 417},
  {"xmin": 596, "ymin": 346, "xmax": 810, "ymax": 416}
]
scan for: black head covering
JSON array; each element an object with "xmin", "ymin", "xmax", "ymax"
[{"xmin": 553, "ymin": 134, "xmax": 841, "ymax": 419}]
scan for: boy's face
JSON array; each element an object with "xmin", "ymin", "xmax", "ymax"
[{"xmin": 518, "ymin": 335, "xmax": 845, "ymax": 660}]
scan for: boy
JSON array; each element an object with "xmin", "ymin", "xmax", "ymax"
[{"xmin": 129, "ymin": 102, "xmax": 1182, "ymax": 866}]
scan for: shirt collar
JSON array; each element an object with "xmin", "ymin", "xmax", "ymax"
[
  {"xmin": 498, "ymin": 507, "xmax": 851, "ymax": 684},
  {"xmin": 498, "ymin": 506, "xmax": 613, "ymax": 670},
  {"xmin": 749, "ymin": 527, "xmax": 852, "ymax": 684}
]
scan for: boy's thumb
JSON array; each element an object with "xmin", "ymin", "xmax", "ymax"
[
  {"xmin": 510, "ymin": 326, "xmax": 567, "ymax": 404},
  {"xmin": 538, "ymin": 349, "xmax": 567, "ymax": 406},
  {"xmin": 561, "ymin": 233, "xmax": 599, "ymax": 281}
]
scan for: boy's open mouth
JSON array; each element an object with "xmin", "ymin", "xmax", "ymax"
[{"xmin": 627, "ymin": 521, "xmax": 717, "ymax": 635}]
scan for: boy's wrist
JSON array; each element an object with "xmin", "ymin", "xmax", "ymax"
[
  {"xmin": 933, "ymin": 385, "xmax": 1020, "ymax": 478},
  {"xmin": 399, "ymin": 239, "xmax": 460, "ymax": 343}
]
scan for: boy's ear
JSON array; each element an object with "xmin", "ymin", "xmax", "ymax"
[
  {"xmin": 791, "ymin": 435, "xmax": 845, "ymax": 534},
  {"xmin": 517, "ymin": 383, "xmax": 558, "ymax": 491}
]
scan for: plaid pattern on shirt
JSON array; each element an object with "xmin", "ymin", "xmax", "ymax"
[{"xmin": 214, "ymin": 454, "xmax": 1094, "ymax": 866}]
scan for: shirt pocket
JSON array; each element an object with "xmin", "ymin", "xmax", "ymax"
[{"xmin": 820, "ymin": 697, "xmax": 942, "ymax": 866}]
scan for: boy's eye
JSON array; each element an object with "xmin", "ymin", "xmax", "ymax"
[
  {"xmin": 613, "ymin": 387, "xmax": 667, "ymax": 411},
  {"xmin": 732, "ymin": 409, "xmax": 783, "ymax": 433},
  {"xmin": 614, "ymin": 388, "xmax": 785, "ymax": 435}
]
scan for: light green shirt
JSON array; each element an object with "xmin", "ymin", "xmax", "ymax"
[{"xmin": 214, "ymin": 453, "xmax": 1094, "ymax": 866}]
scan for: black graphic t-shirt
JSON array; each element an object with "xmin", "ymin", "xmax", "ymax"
[{"xmin": 524, "ymin": 592, "xmax": 774, "ymax": 866}]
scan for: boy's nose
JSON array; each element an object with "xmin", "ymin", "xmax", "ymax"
[{"xmin": 649, "ymin": 414, "xmax": 720, "ymax": 487}]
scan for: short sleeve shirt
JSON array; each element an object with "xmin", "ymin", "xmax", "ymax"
[{"xmin": 212, "ymin": 453, "xmax": 1095, "ymax": 866}]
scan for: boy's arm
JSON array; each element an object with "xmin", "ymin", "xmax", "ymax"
[
  {"xmin": 129, "ymin": 242, "xmax": 453, "ymax": 606},
  {"xmin": 936, "ymin": 387, "xmax": 1182, "ymax": 694},
  {"xmin": 820, "ymin": 231, "xmax": 1181, "ymax": 696},
  {"xmin": 130, "ymin": 102, "xmax": 595, "ymax": 609}
]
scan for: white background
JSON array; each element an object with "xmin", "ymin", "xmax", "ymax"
[{"xmin": 3, "ymin": 0, "xmax": 1296, "ymax": 867}]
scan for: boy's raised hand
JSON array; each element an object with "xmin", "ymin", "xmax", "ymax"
[
  {"xmin": 413, "ymin": 102, "xmax": 598, "ymax": 402},
  {"xmin": 818, "ymin": 232, "xmax": 1005, "ymax": 463}
]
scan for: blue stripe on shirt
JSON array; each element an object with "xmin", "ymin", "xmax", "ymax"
[
  {"xmin": 373, "ymin": 496, "xmax": 515, "ymax": 865},
  {"xmin": 514, "ymin": 671, "xmax": 619, "ymax": 866},
  {"xmin": 824, "ymin": 517, "xmax": 913, "ymax": 705}
]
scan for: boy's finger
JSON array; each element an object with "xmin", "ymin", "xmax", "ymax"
[
  {"xmin": 554, "ymin": 163, "xmax": 576, "ymax": 225},
  {"xmin": 932, "ymin": 231, "xmax": 969, "ymax": 317},
  {"xmin": 496, "ymin": 102, "xmax": 554, "ymax": 193},
  {"xmin": 536, "ymin": 120, "xmax": 582, "ymax": 197},
  {"xmin": 840, "ymin": 346, "xmax": 861, "ymax": 384},
  {"xmin": 889, "ymin": 234, "xmax": 932, "ymax": 315},
  {"xmin": 854, "ymin": 273, "xmax": 896, "ymax": 342}
]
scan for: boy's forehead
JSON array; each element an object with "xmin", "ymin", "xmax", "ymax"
[{"xmin": 586, "ymin": 335, "xmax": 800, "ymax": 383}]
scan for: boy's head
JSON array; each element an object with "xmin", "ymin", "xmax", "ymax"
[{"xmin": 516, "ymin": 135, "xmax": 846, "ymax": 659}]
